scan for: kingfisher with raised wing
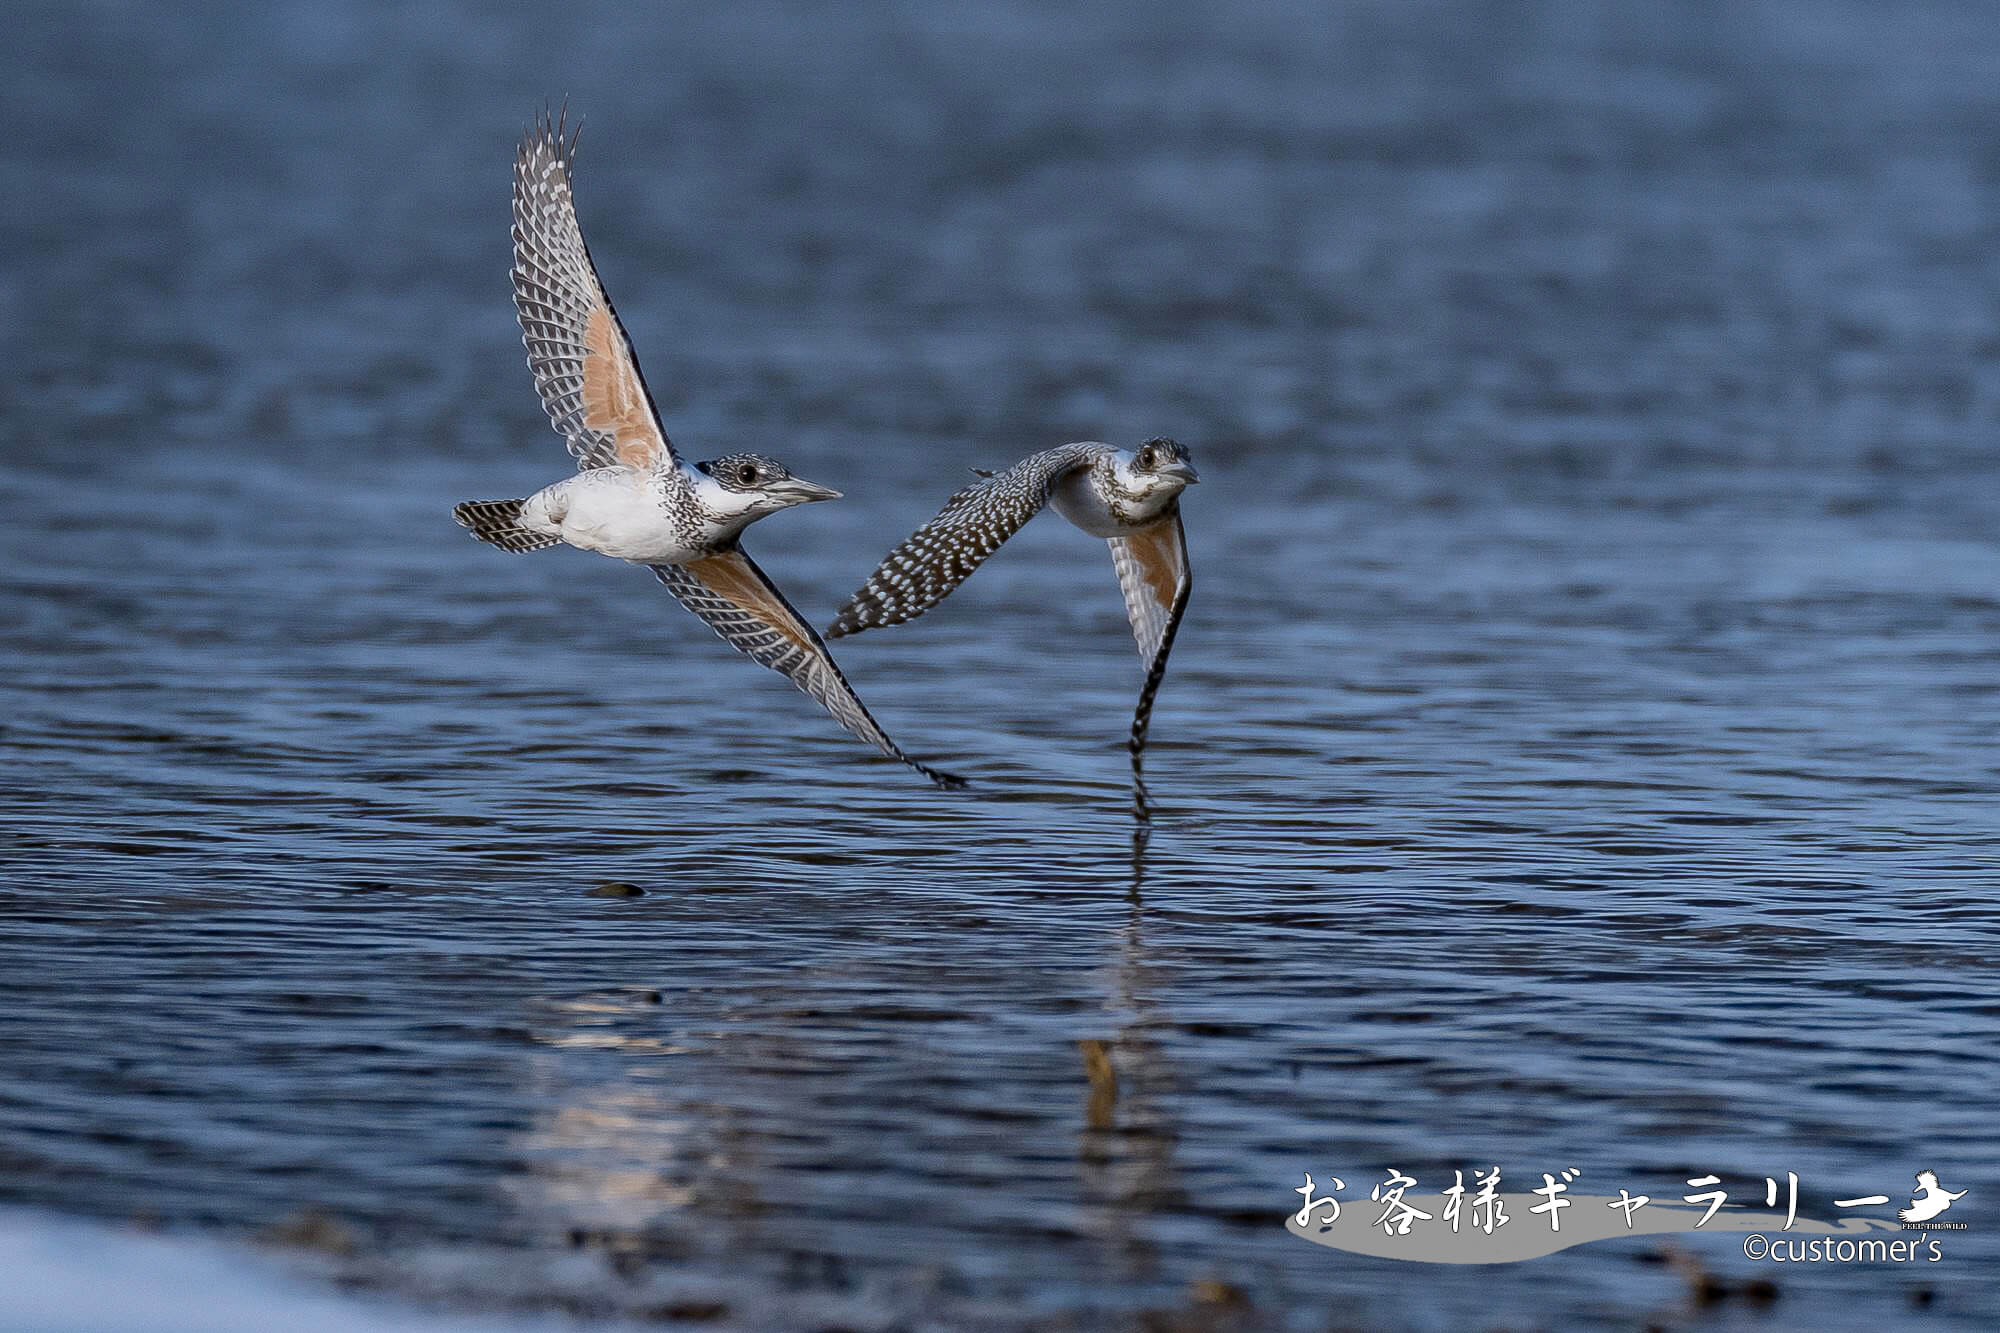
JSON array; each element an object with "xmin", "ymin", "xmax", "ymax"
[
  {"xmin": 454, "ymin": 112, "xmax": 962, "ymax": 789},
  {"xmin": 826, "ymin": 439, "xmax": 1196, "ymax": 805}
]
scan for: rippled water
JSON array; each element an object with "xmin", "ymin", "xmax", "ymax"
[{"xmin": 4, "ymin": 1, "xmax": 1998, "ymax": 1327}]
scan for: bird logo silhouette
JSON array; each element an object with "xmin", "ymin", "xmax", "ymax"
[{"xmin": 1896, "ymin": 1171, "xmax": 1967, "ymax": 1224}]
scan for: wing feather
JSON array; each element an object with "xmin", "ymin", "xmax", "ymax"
[
  {"xmin": 513, "ymin": 112, "xmax": 675, "ymax": 473},
  {"xmin": 826, "ymin": 444, "xmax": 1100, "ymax": 637},
  {"xmin": 1107, "ymin": 508, "xmax": 1192, "ymax": 804},
  {"xmin": 651, "ymin": 552, "xmax": 964, "ymax": 789}
]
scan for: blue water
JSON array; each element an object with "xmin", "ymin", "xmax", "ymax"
[{"xmin": 2, "ymin": 1, "xmax": 1996, "ymax": 1327}]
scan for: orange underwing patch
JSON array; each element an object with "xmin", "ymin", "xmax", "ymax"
[
  {"xmin": 1128, "ymin": 515, "xmax": 1181, "ymax": 610},
  {"xmin": 687, "ymin": 552, "xmax": 817, "ymax": 654},
  {"xmin": 582, "ymin": 305, "xmax": 664, "ymax": 470}
]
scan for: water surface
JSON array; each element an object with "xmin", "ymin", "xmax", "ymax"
[{"xmin": 3, "ymin": 1, "xmax": 1997, "ymax": 1327}]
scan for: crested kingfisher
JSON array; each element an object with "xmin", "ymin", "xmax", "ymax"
[
  {"xmin": 454, "ymin": 111, "xmax": 962, "ymax": 789},
  {"xmin": 827, "ymin": 439, "xmax": 1196, "ymax": 805}
]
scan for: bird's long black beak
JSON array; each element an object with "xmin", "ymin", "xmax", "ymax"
[{"xmin": 1162, "ymin": 461, "xmax": 1200, "ymax": 484}]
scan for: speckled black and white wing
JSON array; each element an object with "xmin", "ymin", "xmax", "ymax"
[
  {"xmin": 513, "ymin": 112, "xmax": 676, "ymax": 473},
  {"xmin": 826, "ymin": 443, "xmax": 1102, "ymax": 637},
  {"xmin": 651, "ymin": 552, "xmax": 965, "ymax": 789},
  {"xmin": 1108, "ymin": 508, "xmax": 1191, "ymax": 796}
]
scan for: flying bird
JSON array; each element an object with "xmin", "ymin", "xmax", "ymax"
[
  {"xmin": 826, "ymin": 439, "xmax": 1196, "ymax": 805},
  {"xmin": 454, "ymin": 112, "xmax": 962, "ymax": 789}
]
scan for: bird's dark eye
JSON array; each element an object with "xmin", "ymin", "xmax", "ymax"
[
  {"xmin": 1138, "ymin": 447, "xmax": 1157, "ymax": 469},
  {"xmin": 739, "ymin": 464, "xmax": 760, "ymax": 484}
]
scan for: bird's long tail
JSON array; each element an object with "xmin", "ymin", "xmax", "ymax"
[{"xmin": 453, "ymin": 499, "xmax": 561, "ymax": 553}]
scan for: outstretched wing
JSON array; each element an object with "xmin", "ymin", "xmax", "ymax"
[
  {"xmin": 826, "ymin": 443, "xmax": 1100, "ymax": 637},
  {"xmin": 651, "ymin": 552, "xmax": 964, "ymax": 789},
  {"xmin": 1108, "ymin": 508, "xmax": 1192, "ymax": 796},
  {"xmin": 512, "ymin": 111, "xmax": 675, "ymax": 473}
]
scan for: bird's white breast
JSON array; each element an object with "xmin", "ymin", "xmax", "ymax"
[
  {"xmin": 1051, "ymin": 465, "xmax": 1130, "ymax": 538},
  {"xmin": 1052, "ymin": 455, "xmax": 1179, "ymax": 537},
  {"xmin": 524, "ymin": 468, "xmax": 695, "ymax": 564}
]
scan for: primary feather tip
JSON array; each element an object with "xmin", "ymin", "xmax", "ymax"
[{"xmin": 824, "ymin": 605, "xmax": 871, "ymax": 638}]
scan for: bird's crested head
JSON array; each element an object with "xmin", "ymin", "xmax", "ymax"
[
  {"xmin": 694, "ymin": 452, "xmax": 843, "ymax": 525},
  {"xmin": 1114, "ymin": 437, "xmax": 1200, "ymax": 505}
]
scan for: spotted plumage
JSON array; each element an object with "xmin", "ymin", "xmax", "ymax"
[
  {"xmin": 510, "ymin": 110, "xmax": 671, "ymax": 475},
  {"xmin": 828, "ymin": 438, "xmax": 1197, "ymax": 803},
  {"xmin": 454, "ymin": 498, "xmax": 562, "ymax": 552},
  {"xmin": 452, "ymin": 110, "xmax": 961, "ymax": 789},
  {"xmin": 827, "ymin": 443, "xmax": 1101, "ymax": 635}
]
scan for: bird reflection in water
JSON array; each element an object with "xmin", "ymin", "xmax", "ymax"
[
  {"xmin": 506, "ymin": 994, "xmax": 765, "ymax": 1271},
  {"xmin": 1075, "ymin": 857, "xmax": 1185, "ymax": 1279}
]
